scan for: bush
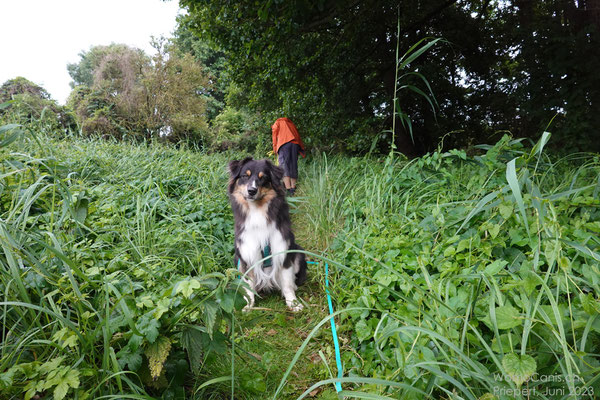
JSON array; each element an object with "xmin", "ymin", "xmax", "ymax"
[
  {"xmin": 207, "ymin": 107, "xmax": 270, "ymax": 154},
  {"xmin": 0, "ymin": 77, "xmax": 76, "ymax": 134}
]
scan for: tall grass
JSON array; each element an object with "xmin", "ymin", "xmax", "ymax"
[
  {"xmin": 2, "ymin": 123, "xmax": 599, "ymax": 400},
  {"xmin": 293, "ymin": 134, "xmax": 600, "ymax": 399},
  {"xmin": 0, "ymin": 127, "xmax": 244, "ymax": 399}
]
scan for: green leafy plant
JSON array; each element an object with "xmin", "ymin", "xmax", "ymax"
[
  {"xmin": 0, "ymin": 123, "xmax": 245, "ymax": 398},
  {"xmin": 297, "ymin": 132, "xmax": 600, "ymax": 398}
]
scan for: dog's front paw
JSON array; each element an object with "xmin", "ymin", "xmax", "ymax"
[
  {"xmin": 243, "ymin": 301, "xmax": 254, "ymax": 312},
  {"xmin": 287, "ymin": 299, "xmax": 304, "ymax": 312}
]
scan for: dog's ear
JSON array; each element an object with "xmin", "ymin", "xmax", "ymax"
[
  {"xmin": 228, "ymin": 160, "xmax": 242, "ymax": 178},
  {"xmin": 228, "ymin": 157, "xmax": 253, "ymax": 178},
  {"xmin": 266, "ymin": 159, "xmax": 284, "ymax": 185}
]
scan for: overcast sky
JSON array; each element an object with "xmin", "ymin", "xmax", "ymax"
[{"xmin": 0, "ymin": 0, "xmax": 181, "ymax": 104}]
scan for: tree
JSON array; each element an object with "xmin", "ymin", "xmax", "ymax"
[
  {"xmin": 141, "ymin": 38, "xmax": 209, "ymax": 141},
  {"xmin": 0, "ymin": 76, "xmax": 52, "ymax": 102},
  {"xmin": 179, "ymin": 0, "xmax": 600, "ymax": 153},
  {"xmin": 66, "ymin": 41, "xmax": 210, "ymax": 142},
  {"xmin": 0, "ymin": 77, "xmax": 75, "ymax": 132},
  {"xmin": 68, "ymin": 44, "xmax": 149, "ymax": 137},
  {"xmin": 67, "ymin": 44, "xmax": 145, "ymax": 88},
  {"xmin": 179, "ymin": 0, "xmax": 462, "ymax": 154},
  {"xmin": 173, "ymin": 14, "xmax": 229, "ymax": 121}
]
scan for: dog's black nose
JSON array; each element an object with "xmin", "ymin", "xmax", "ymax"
[{"xmin": 247, "ymin": 187, "xmax": 258, "ymax": 196}]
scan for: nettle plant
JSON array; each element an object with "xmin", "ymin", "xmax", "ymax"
[{"xmin": 331, "ymin": 133, "xmax": 600, "ymax": 398}]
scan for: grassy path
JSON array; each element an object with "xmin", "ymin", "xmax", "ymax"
[{"xmin": 195, "ymin": 188, "xmax": 340, "ymax": 400}]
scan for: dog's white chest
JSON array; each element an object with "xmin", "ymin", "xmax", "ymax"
[
  {"xmin": 238, "ymin": 204, "xmax": 287, "ymax": 289},
  {"xmin": 241, "ymin": 208, "xmax": 271, "ymax": 250}
]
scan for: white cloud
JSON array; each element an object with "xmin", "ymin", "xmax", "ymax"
[{"xmin": 0, "ymin": 0, "xmax": 181, "ymax": 104}]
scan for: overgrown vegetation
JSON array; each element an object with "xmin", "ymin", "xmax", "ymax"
[
  {"xmin": 301, "ymin": 135, "xmax": 600, "ymax": 398},
  {"xmin": 0, "ymin": 126, "xmax": 245, "ymax": 399},
  {"xmin": 1, "ymin": 123, "xmax": 598, "ymax": 399},
  {"xmin": 0, "ymin": 78, "xmax": 75, "ymax": 135}
]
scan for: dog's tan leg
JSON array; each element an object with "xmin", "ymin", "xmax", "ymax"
[{"xmin": 280, "ymin": 265, "xmax": 303, "ymax": 312}]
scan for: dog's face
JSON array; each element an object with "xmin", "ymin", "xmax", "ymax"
[{"xmin": 228, "ymin": 158, "xmax": 284, "ymax": 202}]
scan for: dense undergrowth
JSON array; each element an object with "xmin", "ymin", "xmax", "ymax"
[
  {"xmin": 0, "ymin": 126, "xmax": 245, "ymax": 399},
  {"xmin": 1, "ymin": 124, "xmax": 599, "ymax": 399},
  {"xmin": 301, "ymin": 135, "xmax": 600, "ymax": 399}
]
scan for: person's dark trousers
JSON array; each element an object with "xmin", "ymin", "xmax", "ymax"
[{"xmin": 278, "ymin": 141, "xmax": 299, "ymax": 179}]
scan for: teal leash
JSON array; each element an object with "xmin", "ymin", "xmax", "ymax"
[
  {"xmin": 308, "ymin": 260, "xmax": 343, "ymax": 393},
  {"xmin": 238, "ymin": 257, "xmax": 343, "ymax": 393}
]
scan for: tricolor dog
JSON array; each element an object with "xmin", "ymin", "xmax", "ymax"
[{"xmin": 228, "ymin": 157, "xmax": 307, "ymax": 311}]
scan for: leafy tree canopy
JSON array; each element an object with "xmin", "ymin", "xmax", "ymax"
[
  {"xmin": 179, "ymin": 0, "xmax": 600, "ymax": 154},
  {"xmin": 0, "ymin": 77, "xmax": 74, "ymax": 132},
  {"xmin": 66, "ymin": 41, "xmax": 209, "ymax": 142},
  {"xmin": 67, "ymin": 44, "xmax": 147, "ymax": 89},
  {"xmin": 0, "ymin": 77, "xmax": 52, "ymax": 103}
]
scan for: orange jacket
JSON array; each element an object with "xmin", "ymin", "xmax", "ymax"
[{"xmin": 272, "ymin": 117, "xmax": 306, "ymax": 156}]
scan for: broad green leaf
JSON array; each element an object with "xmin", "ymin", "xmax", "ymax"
[
  {"xmin": 73, "ymin": 198, "xmax": 89, "ymax": 224},
  {"xmin": 136, "ymin": 315, "xmax": 160, "ymax": 343},
  {"xmin": 216, "ymin": 288, "xmax": 235, "ymax": 313},
  {"xmin": 444, "ymin": 246, "xmax": 456, "ymax": 257},
  {"xmin": 499, "ymin": 203, "xmax": 513, "ymax": 219},
  {"xmin": 0, "ymin": 369, "xmax": 14, "ymax": 389},
  {"xmin": 544, "ymin": 239, "xmax": 561, "ymax": 267},
  {"xmin": 117, "ymin": 347, "xmax": 143, "ymax": 371},
  {"xmin": 145, "ymin": 336, "xmax": 171, "ymax": 380},
  {"xmin": 136, "ymin": 296, "xmax": 154, "ymax": 309},
  {"xmin": 539, "ymin": 304, "xmax": 566, "ymax": 326},
  {"xmin": 487, "ymin": 224, "xmax": 500, "ymax": 239},
  {"xmin": 581, "ymin": 293, "xmax": 600, "ymax": 316},
  {"xmin": 521, "ymin": 272, "xmax": 539, "ymax": 295},
  {"xmin": 491, "ymin": 333, "xmax": 517, "ymax": 353},
  {"xmin": 202, "ymin": 300, "xmax": 219, "ymax": 337},
  {"xmin": 356, "ymin": 319, "xmax": 372, "ymax": 341},
  {"xmin": 502, "ymin": 353, "xmax": 536, "ymax": 387},
  {"xmin": 484, "ymin": 260, "xmax": 508, "ymax": 276},
  {"xmin": 240, "ymin": 370, "xmax": 266, "ymax": 393},
  {"xmin": 53, "ymin": 369, "xmax": 80, "ymax": 400},
  {"xmin": 494, "ymin": 305, "xmax": 522, "ymax": 329},
  {"xmin": 182, "ymin": 326, "xmax": 204, "ymax": 372},
  {"xmin": 176, "ymin": 278, "xmax": 201, "ymax": 298},
  {"xmin": 38, "ymin": 357, "xmax": 64, "ymax": 375},
  {"xmin": 456, "ymin": 238, "xmax": 471, "ymax": 252},
  {"xmin": 153, "ymin": 298, "xmax": 170, "ymax": 320}
]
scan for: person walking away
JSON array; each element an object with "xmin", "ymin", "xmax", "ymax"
[{"xmin": 272, "ymin": 117, "xmax": 306, "ymax": 196}]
